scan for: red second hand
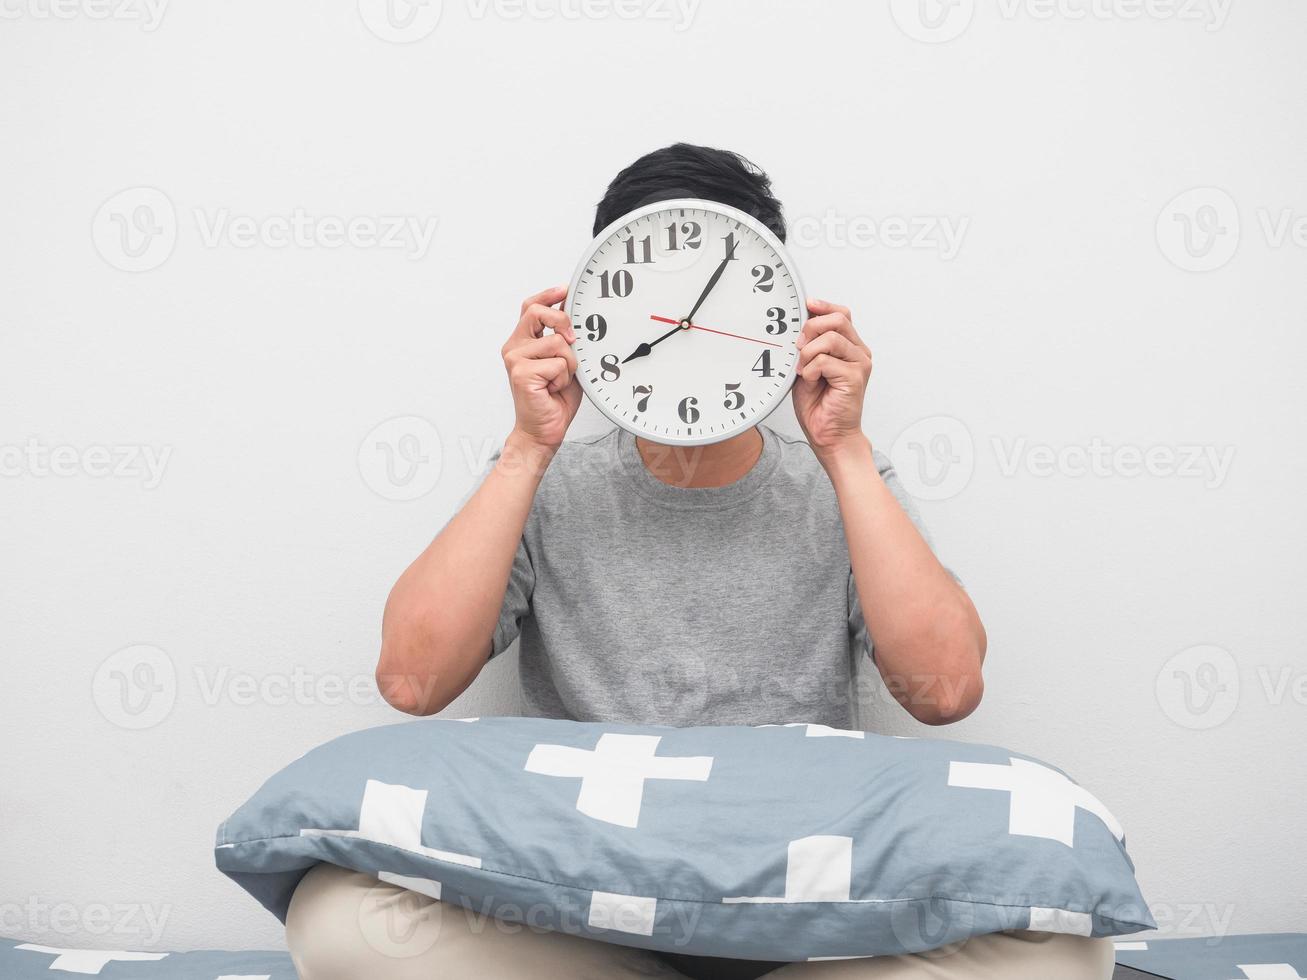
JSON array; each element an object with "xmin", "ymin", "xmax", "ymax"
[{"xmin": 649, "ymin": 314, "xmax": 782, "ymax": 348}]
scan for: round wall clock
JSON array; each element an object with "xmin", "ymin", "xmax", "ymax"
[{"xmin": 566, "ymin": 198, "xmax": 806, "ymax": 446}]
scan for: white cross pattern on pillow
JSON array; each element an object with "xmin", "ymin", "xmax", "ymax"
[
  {"xmin": 1028, "ymin": 906, "xmax": 1093, "ymax": 936},
  {"xmin": 301, "ymin": 778, "xmax": 481, "ymax": 867},
  {"xmin": 588, "ymin": 890, "xmax": 658, "ymax": 936},
  {"xmin": 1233, "ymin": 967, "xmax": 1307, "ymax": 980},
  {"xmin": 14, "ymin": 944, "xmax": 167, "ymax": 974},
  {"xmin": 379, "ymin": 870, "xmax": 443, "ymax": 899},
  {"xmin": 947, "ymin": 757, "xmax": 1123, "ymax": 847},
  {"xmin": 723, "ymin": 836, "xmax": 863, "ymax": 904},
  {"xmin": 524, "ymin": 733, "xmax": 713, "ymax": 828},
  {"xmin": 756, "ymin": 723, "xmax": 865, "ymax": 739}
]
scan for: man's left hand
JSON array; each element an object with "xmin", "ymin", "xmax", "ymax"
[{"xmin": 792, "ymin": 298, "xmax": 873, "ymax": 462}]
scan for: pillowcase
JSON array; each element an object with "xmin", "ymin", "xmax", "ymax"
[
  {"xmin": 216, "ymin": 716, "xmax": 1154, "ymax": 961},
  {"xmin": 1113, "ymin": 933, "xmax": 1307, "ymax": 980},
  {"xmin": 0, "ymin": 938, "xmax": 296, "ymax": 978}
]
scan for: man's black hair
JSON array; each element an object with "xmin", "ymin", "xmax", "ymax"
[{"xmin": 593, "ymin": 143, "xmax": 787, "ymax": 242}]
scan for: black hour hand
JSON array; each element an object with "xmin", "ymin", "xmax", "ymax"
[
  {"xmin": 622, "ymin": 321, "xmax": 683, "ymax": 363},
  {"xmin": 622, "ymin": 342, "xmax": 652, "ymax": 364}
]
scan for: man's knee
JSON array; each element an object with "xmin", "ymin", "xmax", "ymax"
[
  {"xmin": 773, "ymin": 929, "xmax": 1115, "ymax": 979},
  {"xmin": 977, "ymin": 929, "xmax": 1115, "ymax": 980},
  {"xmin": 284, "ymin": 864, "xmax": 677, "ymax": 980},
  {"xmin": 285, "ymin": 863, "xmax": 447, "ymax": 980}
]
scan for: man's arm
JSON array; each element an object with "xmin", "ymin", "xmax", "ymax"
[
  {"xmin": 376, "ymin": 287, "xmax": 579, "ymax": 715},
  {"xmin": 824, "ymin": 440, "xmax": 985, "ymax": 724},
  {"xmin": 794, "ymin": 299, "xmax": 986, "ymax": 725}
]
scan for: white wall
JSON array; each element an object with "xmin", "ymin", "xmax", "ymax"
[{"xmin": 2, "ymin": 0, "xmax": 1304, "ymax": 955}]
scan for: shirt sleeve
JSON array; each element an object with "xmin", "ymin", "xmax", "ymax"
[
  {"xmin": 491, "ymin": 537, "xmax": 535, "ymax": 658},
  {"xmin": 457, "ymin": 450, "xmax": 536, "ymax": 660},
  {"xmin": 848, "ymin": 450, "xmax": 961, "ymax": 663}
]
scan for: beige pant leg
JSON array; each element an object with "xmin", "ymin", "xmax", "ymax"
[
  {"xmin": 766, "ymin": 930, "xmax": 1115, "ymax": 980},
  {"xmin": 285, "ymin": 863, "xmax": 685, "ymax": 980}
]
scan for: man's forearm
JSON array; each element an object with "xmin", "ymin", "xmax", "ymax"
[
  {"xmin": 377, "ymin": 431, "xmax": 554, "ymax": 715},
  {"xmin": 821, "ymin": 436, "xmax": 986, "ymax": 725}
]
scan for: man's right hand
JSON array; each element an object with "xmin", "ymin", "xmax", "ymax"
[
  {"xmin": 379, "ymin": 286, "xmax": 580, "ymax": 716},
  {"xmin": 501, "ymin": 285, "xmax": 581, "ymax": 451}
]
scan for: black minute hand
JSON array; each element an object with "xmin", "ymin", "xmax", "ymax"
[{"xmin": 684, "ymin": 249, "xmax": 734, "ymax": 325}]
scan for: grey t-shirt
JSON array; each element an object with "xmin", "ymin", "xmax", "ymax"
[{"xmin": 488, "ymin": 425, "xmax": 944, "ymax": 729}]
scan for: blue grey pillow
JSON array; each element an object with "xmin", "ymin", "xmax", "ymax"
[
  {"xmin": 216, "ymin": 716, "xmax": 1154, "ymax": 961},
  {"xmin": 0, "ymin": 938, "xmax": 295, "ymax": 978},
  {"xmin": 1113, "ymin": 934, "xmax": 1307, "ymax": 979}
]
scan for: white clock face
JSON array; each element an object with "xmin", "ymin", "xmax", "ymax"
[{"xmin": 567, "ymin": 199, "xmax": 805, "ymax": 446}]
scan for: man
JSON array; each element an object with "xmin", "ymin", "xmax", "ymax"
[{"xmin": 285, "ymin": 145, "xmax": 1113, "ymax": 979}]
